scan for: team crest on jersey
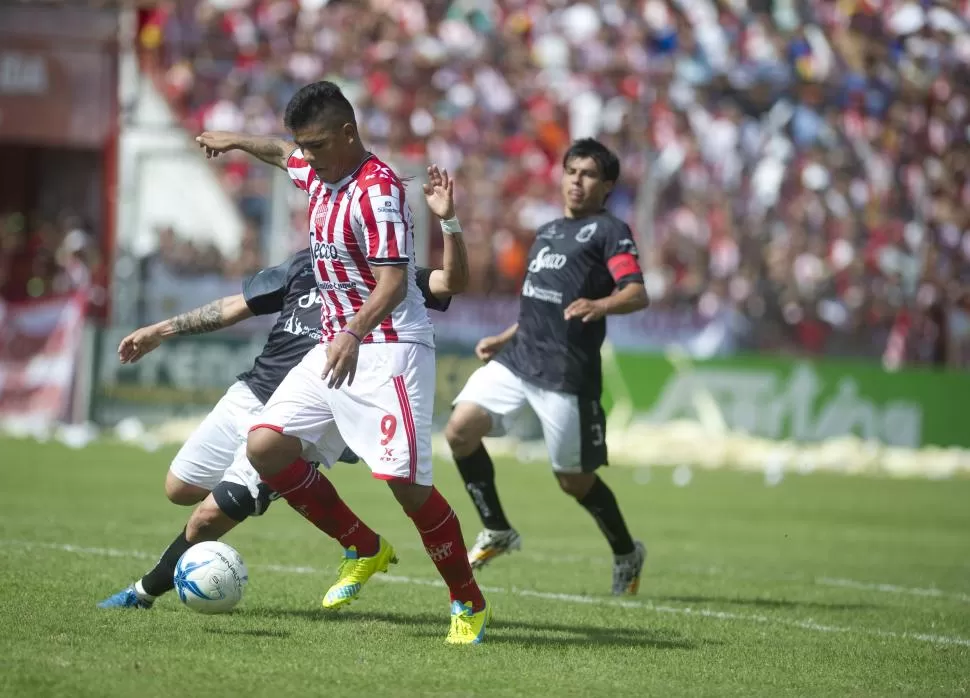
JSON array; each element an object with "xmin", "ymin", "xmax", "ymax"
[{"xmin": 575, "ymin": 222, "xmax": 598, "ymax": 243}]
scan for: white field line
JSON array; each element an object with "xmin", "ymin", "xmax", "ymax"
[
  {"xmin": 2, "ymin": 539, "xmax": 969, "ymax": 648},
  {"xmin": 387, "ymin": 541, "xmax": 970, "ymax": 605},
  {"xmin": 815, "ymin": 577, "xmax": 970, "ymax": 604}
]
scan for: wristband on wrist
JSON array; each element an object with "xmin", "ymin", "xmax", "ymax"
[
  {"xmin": 340, "ymin": 328, "xmax": 362, "ymax": 343},
  {"xmin": 439, "ymin": 216, "xmax": 462, "ymax": 235}
]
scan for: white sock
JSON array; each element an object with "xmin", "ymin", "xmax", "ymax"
[{"xmin": 134, "ymin": 580, "xmax": 156, "ymax": 601}]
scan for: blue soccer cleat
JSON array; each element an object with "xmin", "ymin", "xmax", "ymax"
[{"xmin": 98, "ymin": 585, "xmax": 154, "ymax": 609}]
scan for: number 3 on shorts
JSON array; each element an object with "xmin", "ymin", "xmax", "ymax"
[{"xmin": 380, "ymin": 414, "xmax": 397, "ymax": 446}]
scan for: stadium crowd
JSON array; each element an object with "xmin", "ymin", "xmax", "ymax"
[
  {"xmin": 131, "ymin": 0, "xmax": 969, "ymax": 360},
  {"xmin": 0, "ymin": 212, "xmax": 107, "ymax": 308}
]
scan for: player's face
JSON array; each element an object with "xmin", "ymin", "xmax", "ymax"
[
  {"xmin": 561, "ymin": 156, "xmax": 613, "ymax": 218},
  {"xmin": 291, "ymin": 120, "xmax": 357, "ymax": 183}
]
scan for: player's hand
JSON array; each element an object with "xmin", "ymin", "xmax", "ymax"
[
  {"xmin": 564, "ymin": 298, "xmax": 607, "ymax": 323},
  {"xmin": 196, "ymin": 131, "xmax": 238, "ymax": 159},
  {"xmin": 118, "ymin": 325, "xmax": 164, "ymax": 364},
  {"xmin": 475, "ymin": 335, "xmax": 505, "ymax": 362},
  {"xmin": 422, "ymin": 164, "xmax": 456, "ymax": 220},
  {"xmin": 322, "ymin": 330, "xmax": 360, "ymax": 389}
]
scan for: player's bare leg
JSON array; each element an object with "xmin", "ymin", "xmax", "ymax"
[
  {"xmin": 446, "ymin": 403, "xmax": 522, "ymax": 570},
  {"xmin": 555, "ymin": 471, "xmax": 646, "ymax": 595},
  {"xmin": 246, "ymin": 426, "xmax": 394, "ymax": 608},
  {"xmin": 164, "ymin": 471, "xmax": 210, "ymax": 506},
  {"xmin": 386, "ymin": 479, "xmax": 491, "ymax": 644}
]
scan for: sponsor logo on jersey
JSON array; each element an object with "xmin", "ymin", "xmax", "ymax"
[
  {"xmin": 283, "ymin": 310, "xmax": 324, "ymax": 341},
  {"xmin": 318, "ymin": 280, "xmax": 359, "ymax": 292},
  {"xmin": 374, "ymin": 197, "xmax": 403, "ymax": 224},
  {"xmin": 313, "ymin": 241, "xmax": 339, "ymax": 261},
  {"xmin": 522, "ymin": 279, "xmax": 564, "ymax": 305},
  {"xmin": 528, "ymin": 246, "xmax": 568, "ymax": 273},
  {"xmin": 537, "ymin": 223, "xmax": 564, "ymax": 240},
  {"xmin": 297, "ymin": 289, "xmax": 325, "ymax": 308}
]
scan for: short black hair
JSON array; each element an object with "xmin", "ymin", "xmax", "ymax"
[
  {"xmin": 284, "ymin": 81, "xmax": 357, "ymax": 131},
  {"xmin": 562, "ymin": 138, "xmax": 620, "ymax": 183}
]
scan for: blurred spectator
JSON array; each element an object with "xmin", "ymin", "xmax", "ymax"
[
  {"xmin": 137, "ymin": 0, "xmax": 970, "ymax": 363},
  {"xmin": 142, "ymin": 222, "xmax": 264, "ymax": 278},
  {"xmin": 0, "ymin": 211, "xmax": 107, "ymax": 310}
]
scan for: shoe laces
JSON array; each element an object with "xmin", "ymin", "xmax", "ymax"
[
  {"xmin": 335, "ymin": 553, "xmax": 358, "ymax": 581},
  {"xmin": 450, "ymin": 602, "xmax": 474, "ymax": 637}
]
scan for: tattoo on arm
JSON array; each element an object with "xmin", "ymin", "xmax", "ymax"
[{"xmin": 169, "ymin": 299, "xmax": 228, "ymax": 335}]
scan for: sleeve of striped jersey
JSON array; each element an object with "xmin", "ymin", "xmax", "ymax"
[
  {"xmin": 356, "ymin": 181, "xmax": 410, "ymax": 265},
  {"xmin": 285, "ymin": 148, "xmax": 316, "ymax": 192},
  {"xmin": 241, "ymin": 260, "xmax": 289, "ymax": 315},
  {"xmin": 602, "ymin": 220, "xmax": 644, "ymax": 288}
]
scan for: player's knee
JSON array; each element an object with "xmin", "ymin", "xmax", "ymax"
[
  {"xmin": 165, "ymin": 472, "xmax": 208, "ymax": 506},
  {"xmin": 386, "ymin": 480, "xmax": 431, "ymax": 514},
  {"xmin": 211, "ymin": 481, "xmax": 258, "ymax": 523},
  {"xmin": 445, "ymin": 405, "xmax": 490, "ymax": 457},
  {"xmin": 555, "ymin": 471, "xmax": 595, "ymax": 499},
  {"xmin": 246, "ymin": 427, "xmax": 297, "ymax": 474}
]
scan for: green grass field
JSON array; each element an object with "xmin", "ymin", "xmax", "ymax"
[{"xmin": 1, "ymin": 437, "xmax": 968, "ymax": 697}]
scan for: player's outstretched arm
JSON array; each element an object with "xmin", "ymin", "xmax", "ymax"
[
  {"xmin": 196, "ymin": 131, "xmax": 293, "ymax": 170},
  {"xmin": 564, "ymin": 283, "xmax": 649, "ymax": 323},
  {"xmin": 422, "ymin": 164, "xmax": 468, "ymax": 299},
  {"xmin": 475, "ymin": 323, "xmax": 518, "ymax": 361},
  {"xmin": 117, "ymin": 294, "xmax": 253, "ymax": 364}
]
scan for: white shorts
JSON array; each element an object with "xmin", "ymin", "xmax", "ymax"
[
  {"xmin": 168, "ymin": 381, "xmax": 344, "ymax": 502},
  {"xmin": 254, "ymin": 342, "xmax": 435, "ymax": 486},
  {"xmin": 453, "ymin": 360, "xmax": 608, "ymax": 473}
]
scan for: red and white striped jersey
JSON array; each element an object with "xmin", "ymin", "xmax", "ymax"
[{"xmin": 286, "ymin": 149, "xmax": 434, "ymax": 347}]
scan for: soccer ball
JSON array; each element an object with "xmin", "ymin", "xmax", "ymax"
[{"xmin": 174, "ymin": 541, "xmax": 248, "ymax": 614}]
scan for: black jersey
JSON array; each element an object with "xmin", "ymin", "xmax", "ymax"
[
  {"xmin": 237, "ymin": 249, "xmax": 449, "ymax": 404},
  {"xmin": 494, "ymin": 211, "xmax": 643, "ymax": 397}
]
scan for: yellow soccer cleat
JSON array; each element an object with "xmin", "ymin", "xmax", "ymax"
[
  {"xmin": 322, "ymin": 537, "xmax": 398, "ymax": 609},
  {"xmin": 445, "ymin": 599, "xmax": 492, "ymax": 645}
]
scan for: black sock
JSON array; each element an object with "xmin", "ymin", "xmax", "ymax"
[
  {"xmin": 454, "ymin": 444, "xmax": 512, "ymax": 531},
  {"xmin": 577, "ymin": 476, "xmax": 635, "ymax": 556},
  {"xmin": 140, "ymin": 528, "xmax": 192, "ymax": 597}
]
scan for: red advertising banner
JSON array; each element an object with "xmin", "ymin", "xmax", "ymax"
[
  {"xmin": 0, "ymin": 6, "xmax": 116, "ymax": 147},
  {"xmin": 0, "ymin": 292, "xmax": 87, "ymax": 427}
]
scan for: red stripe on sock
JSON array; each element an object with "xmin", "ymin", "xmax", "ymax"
[
  {"xmin": 261, "ymin": 460, "xmax": 379, "ymax": 556},
  {"xmin": 408, "ymin": 488, "xmax": 484, "ymax": 610}
]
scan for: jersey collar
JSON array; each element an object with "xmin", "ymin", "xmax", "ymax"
[{"xmin": 320, "ymin": 153, "xmax": 375, "ymax": 191}]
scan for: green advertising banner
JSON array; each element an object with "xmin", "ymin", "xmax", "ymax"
[
  {"xmin": 607, "ymin": 352, "xmax": 970, "ymax": 449},
  {"xmin": 89, "ymin": 323, "xmax": 968, "ymax": 450}
]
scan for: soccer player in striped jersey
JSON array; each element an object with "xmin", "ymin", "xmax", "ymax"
[
  {"xmin": 192, "ymin": 82, "xmax": 489, "ymax": 644},
  {"xmin": 98, "ymin": 165, "xmax": 467, "ymax": 615}
]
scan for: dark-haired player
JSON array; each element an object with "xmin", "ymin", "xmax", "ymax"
[
  {"xmin": 444, "ymin": 139, "xmax": 649, "ymax": 595},
  {"xmin": 98, "ymin": 164, "xmax": 469, "ymax": 615},
  {"xmin": 188, "ymin": 82, "xmax": 489, "ymax": 643}
]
